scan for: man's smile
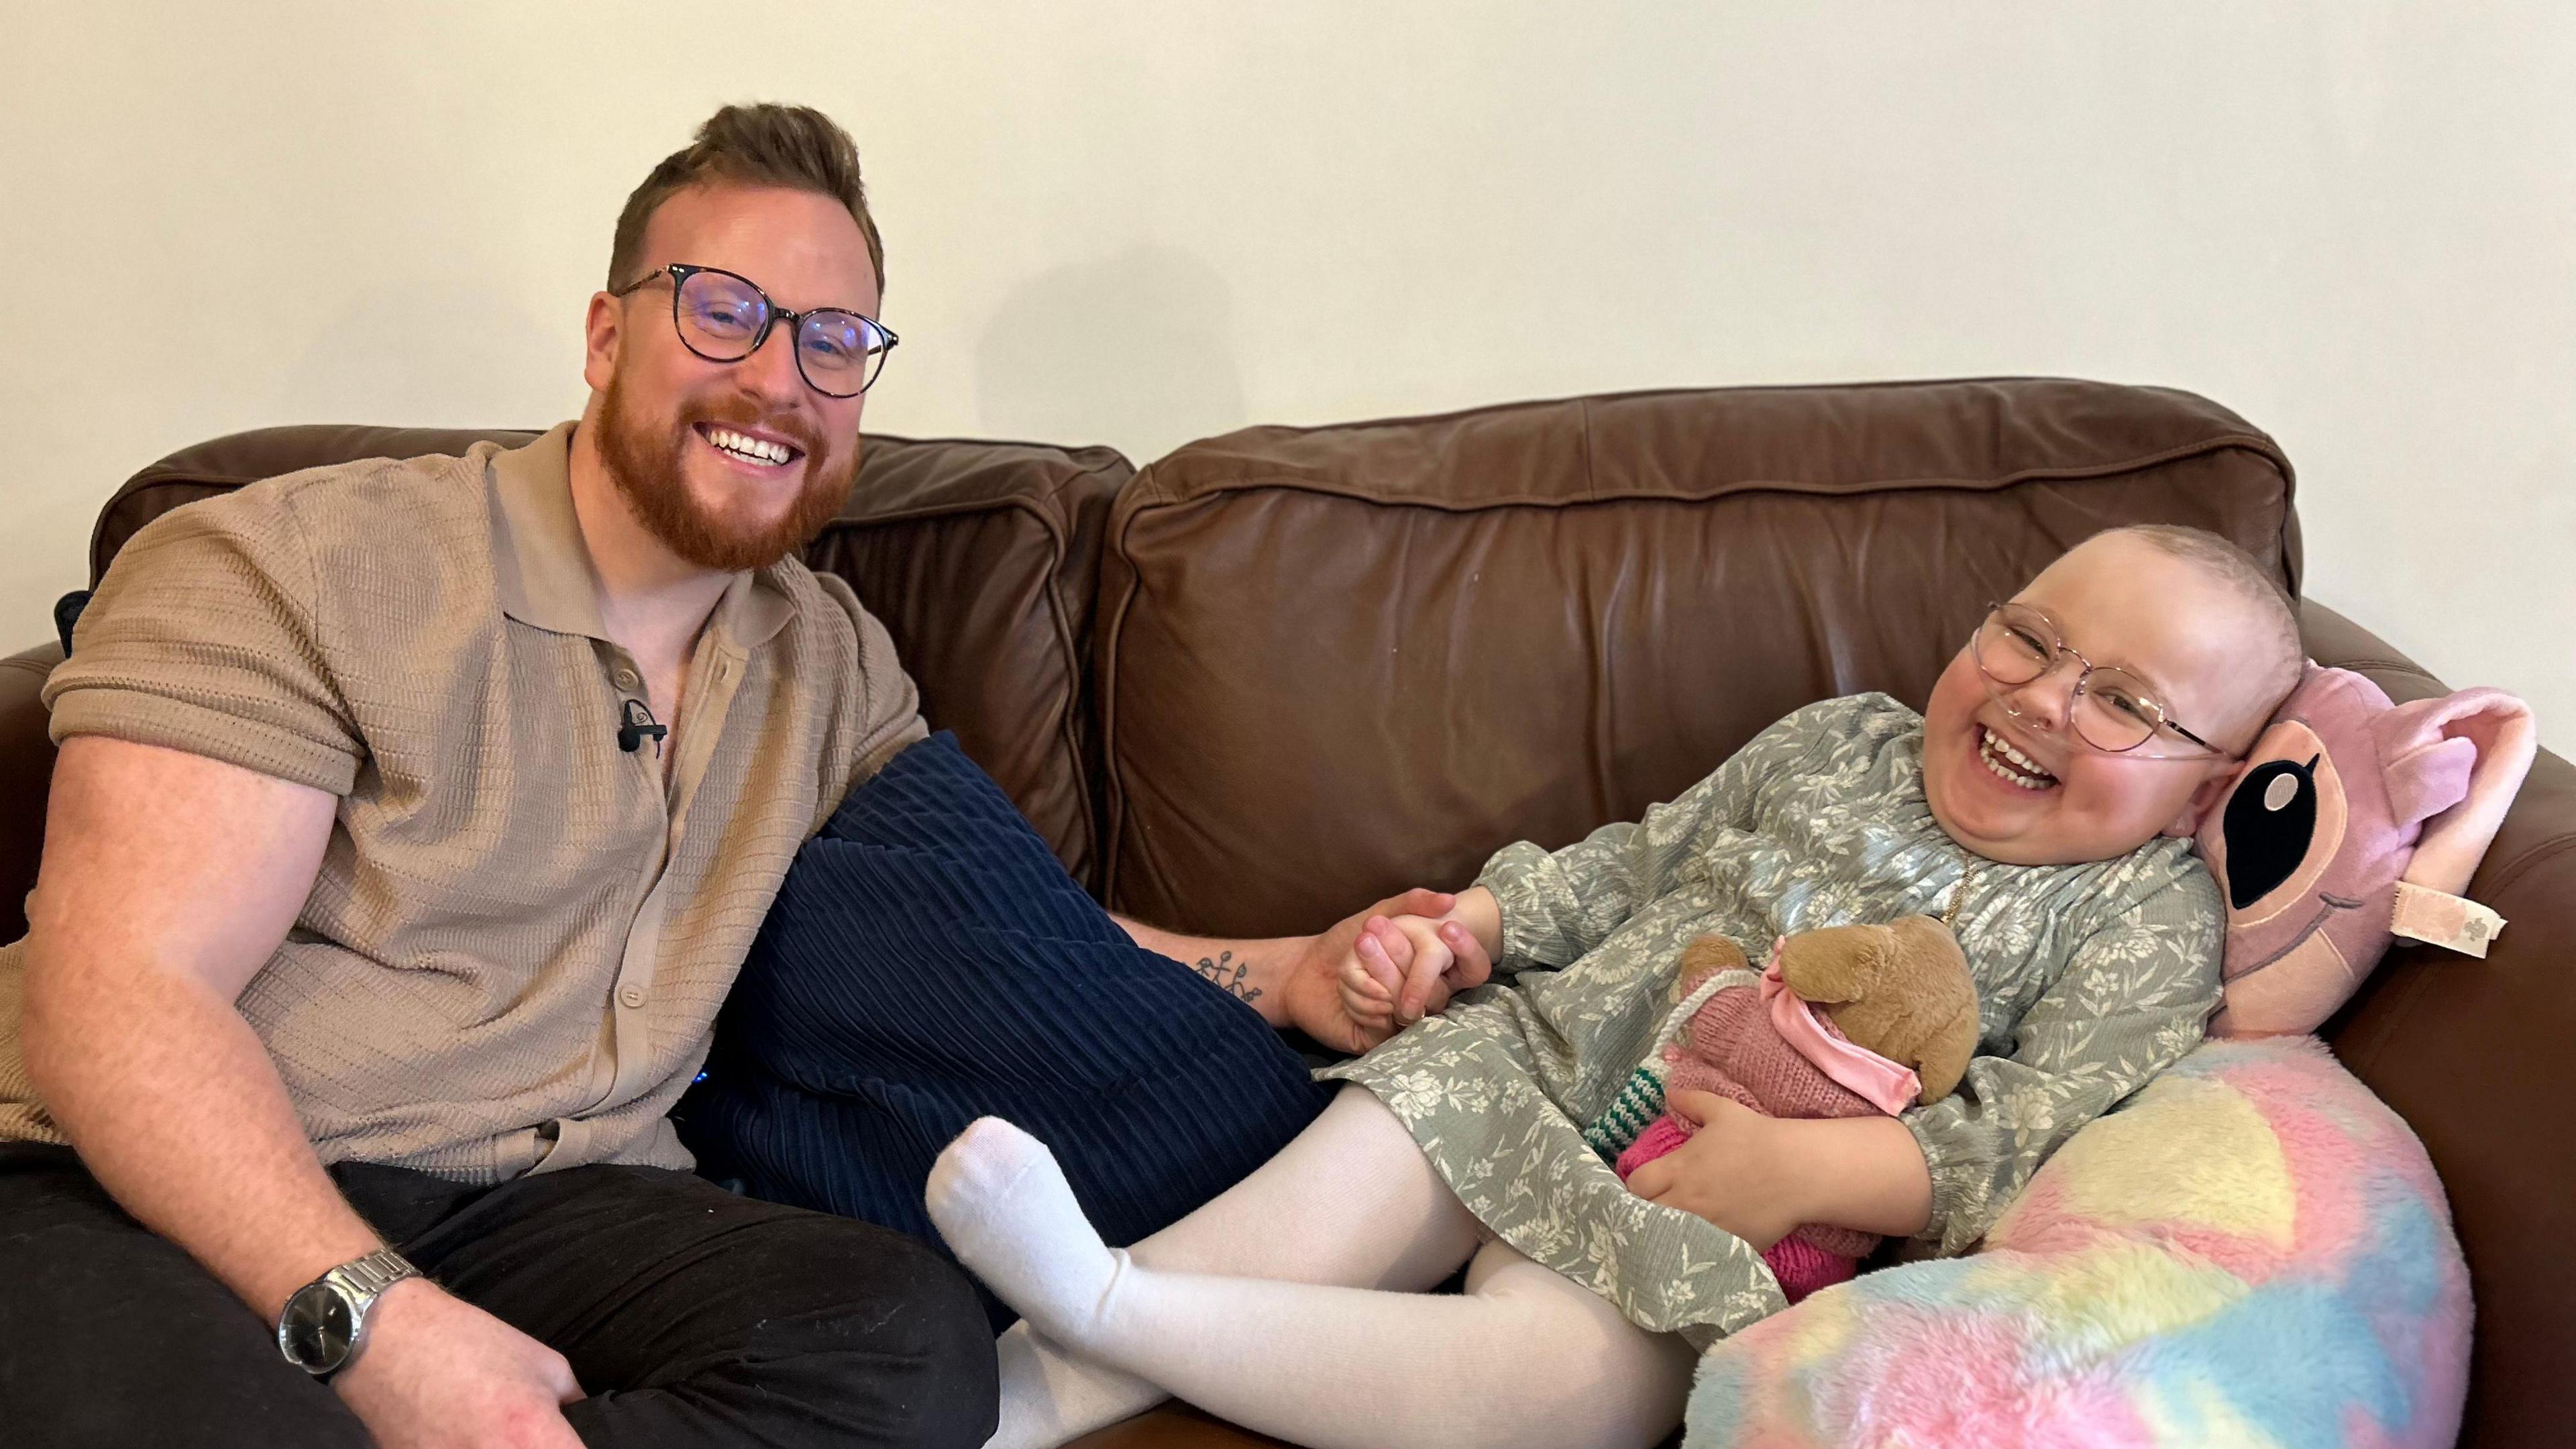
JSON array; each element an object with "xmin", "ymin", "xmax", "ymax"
[{"xmin": 695, "ymin": 421, "xmax": 806, "ymax": 471}]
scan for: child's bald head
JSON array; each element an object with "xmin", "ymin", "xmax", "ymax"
[{"xmin": 2071, "ymin": 525, "xmax": 2304, "ymax": 751}]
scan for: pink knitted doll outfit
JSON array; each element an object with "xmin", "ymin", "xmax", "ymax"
[{"xmin": 1612, "ymin": 960, "xmax": 1923, "ymax": 1302}]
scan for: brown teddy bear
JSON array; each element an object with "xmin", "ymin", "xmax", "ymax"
[{"xmin": 1587, "ymin": 917, "xmax": 1981, "ymax": 1301}]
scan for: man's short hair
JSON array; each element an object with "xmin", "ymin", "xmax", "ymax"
[{"xmin": 609, "ymin": 103, "xmax": 885, "ymax": 294}]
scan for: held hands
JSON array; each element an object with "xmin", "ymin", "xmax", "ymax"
[
  {"xmin": 333, "ymin": 1278, "xmax": 586, "ymax": 1449},
  {"xmin": 1621, "ymin": 1091, "xmax": 1815, "ymax": 1252},
  {"xmin": 1336, "ymin": 909, "xmax": 1491, "ymax": 1040},
  {"xmin": 1281, "ymin": 890, "xmax": 1496, "ymax": 1054}
]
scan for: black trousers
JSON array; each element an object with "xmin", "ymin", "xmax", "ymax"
[{"xmin": 0, "ymin": 1143, "xmax": 998, "ymax": 1448}]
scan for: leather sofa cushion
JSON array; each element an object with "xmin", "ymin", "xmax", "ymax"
[
  {"xmin": 801, "ymin": 438, "xmax": 1126, "ymax": 888},
  {"xmin": 1097, "ymin": 378, "xmax": 2298, "ymax": 936},
  {"xmin": 89, "ymin": 425, "xmax": 1129, "ymax": 887}
]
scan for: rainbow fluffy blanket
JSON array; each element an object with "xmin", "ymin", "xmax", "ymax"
[{"xmin": 1686, "ymin": 1037, "xmax": 2470, "ymax": 1448}]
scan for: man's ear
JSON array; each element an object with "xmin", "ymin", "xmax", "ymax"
[
  {"xmin": 582, "ymin": 290, "xmax": 623, "ymax": 394},
  {"xmin": 2163, "ymin": 758, "xmax": 2245, "ymax": 839}
]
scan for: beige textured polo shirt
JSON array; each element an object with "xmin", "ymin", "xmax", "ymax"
[{"xmin": 0, "ymin": 424, "xmax": 926, "ymax": 1183}]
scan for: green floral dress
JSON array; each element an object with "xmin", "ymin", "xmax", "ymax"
[{"xmin": 1318, "ymin": 692, "xmax": 2221, "ymax": 1346}]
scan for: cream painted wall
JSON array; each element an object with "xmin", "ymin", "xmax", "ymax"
[{"xmin": 5, "ymin": 3, "xmax": 2570, "ymax": 743}]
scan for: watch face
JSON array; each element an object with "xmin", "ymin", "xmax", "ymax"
[{"xmin": 281, "ymin": 1281, "xmax": 357, "ymax": 1373}]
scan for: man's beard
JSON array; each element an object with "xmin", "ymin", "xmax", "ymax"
[{"xmin": 595, "ymin": 369, "xmax": 857, "ymax": 572}]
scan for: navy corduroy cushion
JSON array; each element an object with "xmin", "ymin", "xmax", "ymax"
[{"xmin": 678, "ymin": 732, "xmax": 1333, "ymax": 1262}]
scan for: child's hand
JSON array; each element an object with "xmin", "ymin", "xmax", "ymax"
[
  {"xmin": 1337, "ymin": 914, "xmax": 1448, "ymax": 1037},
  {"xmin": 1279, "ymin": 890, "xmax": 1489, "ymax": 1055},
  {"xmin": 1337, "ymin": 910, "xmax": 1493, "ymax": 1040},
  {"xmin": 1623, "ymin": 1091, "xmax": 1814, "ymax": 1250}
]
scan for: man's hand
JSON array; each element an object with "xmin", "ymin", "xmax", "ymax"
[
  {"xmin": 1622, "ymin": 1092, "xmax": 1813, "ymax": 1251},
  {"xmin": 1279, "ymin": 890, "xmax": 1496, "ymax": 1054},
  {"xmin": 334, "ymin": 1279, "xmax": 586, "ymax": 1449}
]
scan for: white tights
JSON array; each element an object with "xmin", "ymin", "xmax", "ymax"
[{"xmin": 932, "ymin": 1085, "xmax": 1697, "ymax": 1449}]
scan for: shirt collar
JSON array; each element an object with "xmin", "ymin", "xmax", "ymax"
[{"xmin": 488, "ymin": 422, "xmax": 796, "ymax": 652}]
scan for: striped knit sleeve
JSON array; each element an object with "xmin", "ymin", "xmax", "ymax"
[
  {"xmin": 44, "ymin": 494, "xmax": 360, "ymax": 795},
  {"xmin": 1900, "ymin": 866, "xmax": 2224, "ymax": 1254}
]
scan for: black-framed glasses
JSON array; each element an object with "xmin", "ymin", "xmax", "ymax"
[
  {"xmin": 1972, "ymin": 601, "xmax": 2229, "ymax": 758},
  {"xmin": 612, "ymin": 263, "xmax": 897, "ymax": 398}
]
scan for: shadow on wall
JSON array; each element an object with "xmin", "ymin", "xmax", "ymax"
[{"xmin": 975, "ymin": 246, "xmax": 1246, "ymax": 458}]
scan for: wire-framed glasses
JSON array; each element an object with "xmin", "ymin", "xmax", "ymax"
[
  {"xmin": 612, "ymin": 263, "xmax": 897, "ymax": 398},
  {"xmin": 1972, "ymin": 600, "xmax": 2226, "ymax": 757}
]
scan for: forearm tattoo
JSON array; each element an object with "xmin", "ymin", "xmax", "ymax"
[{"xmin": 1193, "ymin": 950, "xmax": 1263, "ymax": 1006}]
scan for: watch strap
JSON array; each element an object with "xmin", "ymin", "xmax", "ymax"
[{"xmin": 329, "ymin": 1246, "xmax": 420, "ymax": 1303}]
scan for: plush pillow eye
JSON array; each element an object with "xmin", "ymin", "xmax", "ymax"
[{"xmin": 2221, "ymin": 753, "xmax": 2320, "ymax": 910}]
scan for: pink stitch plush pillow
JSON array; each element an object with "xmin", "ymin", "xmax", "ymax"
[{"xmin": 2193, "ymin": 666, "xmax": 2534, "ymax": 1038}]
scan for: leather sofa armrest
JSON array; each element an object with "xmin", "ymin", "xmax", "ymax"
[
  {"xmin": 2300, "ymin": 598, "xmax": 2447, "ymax": 696},
  {"xmin": 2302, "ymin": 598, "xmax": 2576, "ymax": 1449},
  {"xmin": 1, "ymin": 641, "xmax": 62, "ymax": 946}
]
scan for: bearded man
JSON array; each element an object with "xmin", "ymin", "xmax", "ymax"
[{"xmin": 0, "ymin": 106, "xmax": 997, "ymax": 1448}]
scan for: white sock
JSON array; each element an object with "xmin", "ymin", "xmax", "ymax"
[
  {"xmin": 924, "ymin": 1118, "xmax": 1124, "ymax": 1342},
  {"xmin": 951, "ymin": 1087, "xmax": 1498, "ymax": 1446}
]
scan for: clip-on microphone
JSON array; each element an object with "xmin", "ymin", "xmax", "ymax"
[{"xmin": 618, "ymin": 698, "xmax": 667, "ymax": 755}]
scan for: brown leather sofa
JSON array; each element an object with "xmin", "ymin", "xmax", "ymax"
[{"xmin": 3, "ymin": 378, "xmax": 2566, "ymax": 1448}]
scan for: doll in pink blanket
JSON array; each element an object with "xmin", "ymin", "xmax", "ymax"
[{"xmin": 1606, "ymin": 920, "xmax": 1982, "ymax": 1301}]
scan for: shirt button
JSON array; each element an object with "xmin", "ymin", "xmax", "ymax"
[
  {"xmin": 612, "ymin": 667, "xmax": 641, "ymax": 691},
  {"xmin": 618, "ymin": 985, "xmax": 647, "ymax": 1009}
]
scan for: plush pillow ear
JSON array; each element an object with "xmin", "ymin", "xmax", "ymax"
[
  {"xmin": 2371, "ymin": 702, "xmax": 2480, "ymax": 832},
  {"xmin": 2384, "ymin": 687, "xmax": 2538, "ymax": 896}
]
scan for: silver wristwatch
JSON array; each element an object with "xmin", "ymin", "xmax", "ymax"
[{"xmin": 276, "ymin": 1247, "xmax": 421, "ymax": 1381}]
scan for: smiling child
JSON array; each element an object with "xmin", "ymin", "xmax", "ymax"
[{"xmin": 926, "ymin": 525, "xmax": 2306, "ymax": 1449}]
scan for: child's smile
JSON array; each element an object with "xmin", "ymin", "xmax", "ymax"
[{"xmin": 1974, "ymin": 721, "xmax": 2058, "ymax": 792}]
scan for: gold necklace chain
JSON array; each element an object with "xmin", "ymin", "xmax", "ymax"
[{"xmin": 1943, "ymin": 859, "xmax": 1981, "ymax": 932}]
